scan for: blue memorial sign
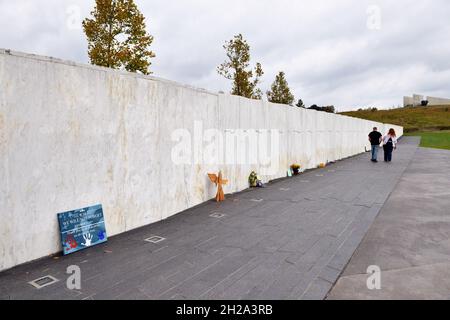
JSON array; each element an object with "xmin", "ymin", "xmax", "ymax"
[{"xmin": 57, "ymin": 204, "xmax": 108, "ymax": 255}]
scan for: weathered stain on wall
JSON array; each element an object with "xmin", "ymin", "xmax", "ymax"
[{"xmin": 0, "ymin": 49, "xmax": 403, "ymax": 271}]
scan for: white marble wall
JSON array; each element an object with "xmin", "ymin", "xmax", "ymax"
[{"xmin": 0, "ymin": 49, "xmax": 403, "ymax": 271}]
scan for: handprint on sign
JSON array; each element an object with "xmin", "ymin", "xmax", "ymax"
[
  {"xmin": 98, "ymin": 230, "xmax": 106, "ymax": 241},
  {"xmin": 65, "ymin": 235, "xmax": 78, "ymax": 249},
  {"xmin": 82, "ymin": 233, "xmax": 93, "ymax": 247}
]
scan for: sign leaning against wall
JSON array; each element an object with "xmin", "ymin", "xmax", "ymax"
[{"xmin": 57, "ymin": 204, "xmax": 108, "ymax": 255}]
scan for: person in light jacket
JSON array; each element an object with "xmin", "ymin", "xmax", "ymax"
[{"xmin": 383, "ymin": 128, "xmax": 398, "ymax": 162}]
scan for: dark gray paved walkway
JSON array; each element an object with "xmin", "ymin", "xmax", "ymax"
[
  {"xmin": 328, "ymin": 143, "xmax": 450, "ymax": 300},
  {"xmin": 0, "ymin": 138, "xmax": 419, "ymax": 300}
]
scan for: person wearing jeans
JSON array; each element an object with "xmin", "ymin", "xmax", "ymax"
[
  {"xmin": 368, "ymin": 127, "xmax": 382, "ymax": 162},
  {"xmin": 383, "ymin": 128, "xmax": 398, "ymax": 162}
]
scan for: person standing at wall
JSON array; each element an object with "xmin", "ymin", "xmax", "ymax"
[
  {"xmin": 383, "ymin": 128, "xmax": 398, "ymax": 162},
  {"xmin": 368, "ymin": 127, "xmax": 383, "ymax": 162}
]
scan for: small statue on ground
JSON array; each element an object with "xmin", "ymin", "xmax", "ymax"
[{"xmin": 208, "ymin": 171, "xmax": 228, "ymax": 202}]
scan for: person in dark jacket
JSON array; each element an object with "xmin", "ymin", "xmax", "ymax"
[{"xmin": 368, "ymin": 127, "xmax": 382, "ymax": 162}]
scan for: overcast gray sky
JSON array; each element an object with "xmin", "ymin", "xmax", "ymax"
[{"xmin": 1, "ymin": 0, "xmax": 449, "ymax": 111}]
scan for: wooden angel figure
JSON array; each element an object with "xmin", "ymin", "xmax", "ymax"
[{"xmin": 208, "ymin": 171, "xmax": 228, "ymax": 202}]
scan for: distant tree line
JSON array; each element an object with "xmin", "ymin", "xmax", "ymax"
[
  {"xmin": 308, "ymin": 105, "xmax": 336, "ymax": 114},
  {"xmin": 357, "ymin": 107, "xmax": 378, "ymax": 112}
]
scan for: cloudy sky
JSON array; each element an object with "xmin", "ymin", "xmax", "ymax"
[{"xmin": 1, "ymin": 0, "xmax": 449, "ymax": 111}]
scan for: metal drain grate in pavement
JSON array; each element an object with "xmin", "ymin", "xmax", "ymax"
[
  {"xmin": 145, "ymin": 236, "xmax": 166, "ymax": 244},
  {"xmin": 210, "ymin": 212, "xmax": 227, "ymax": 219},
  {"xmin": 29, "ymin": 275, "xmax": 59, "ymax": 289}
]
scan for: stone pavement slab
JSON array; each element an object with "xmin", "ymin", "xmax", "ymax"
[
  {"xmin": 0, "ymin": 137, "xmax": 419, "ymax": 300},
  {"xmin": 328, "ymin": 145, "xmax": 450, "ymax": 300}
]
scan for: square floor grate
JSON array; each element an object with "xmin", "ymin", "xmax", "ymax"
[
  {"xmin": 210, "ymin": 212, "xmax": 227, "ymax": 219},
  {"xmin": 29, "ymin": 275, "xmax": 59, "ymax": 289},
  {"xmin": 145, "ymin": 236, "xmax": 166, "ymax": 244}
]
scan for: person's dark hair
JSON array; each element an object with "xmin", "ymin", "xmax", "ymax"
[
  {"xmin": 373, "ymin": 127, "xmax": 378, "ymax": 131},
  {"xmin": 388, "ymin": 128, "xmax": 396, "ymax": 137}
]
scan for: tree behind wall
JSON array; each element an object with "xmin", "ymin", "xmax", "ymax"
[
  {"xmin": 308, "ymin": 105, "xmax": 336, "ymax": 113},
  {"xmin": 267, "ymin": 71, "xmax": 295, "ymax": 105},
  {"xmin": 83, "ymin": 0, "xmax": 155, "ymax": 75},
  {"xmin": 217, "ymin": 34, "xmax": 264, "ymax": 100}
]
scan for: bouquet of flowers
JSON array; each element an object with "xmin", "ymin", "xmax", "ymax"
[
  {"xmin": 249, "ymin": 171, "xmax": 264, "ymax": 188},
  {"xmin": 249, "ymin": 171, "xmax": 258, "ymax": 187},
  {"xmin": 290, "ymin": 164, "xmax": 301, "ymax": 175}
]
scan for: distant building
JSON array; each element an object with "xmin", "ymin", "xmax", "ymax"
[{"xmin": 403, "ymin": 94, "xmax": 450, "ymax": 107}]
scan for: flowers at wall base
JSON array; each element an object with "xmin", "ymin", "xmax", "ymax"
[
  {"xmin": 249, "ymin": 171, "xmax": 258, "ymax": 187},
  {"xmin": 290, "ymin": 164, "xmax": 301, "ymax": 175},
  {"xmin": 249, "ymin": 171, "xmax": 264, "ymax": 188}
]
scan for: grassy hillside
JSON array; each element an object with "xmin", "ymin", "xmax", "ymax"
[{"xmin": 340, "ymin": 105, "xmax": 450, "ymax": 133}]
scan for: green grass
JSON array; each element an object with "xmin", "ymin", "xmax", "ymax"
[
  {"xmin": 405, "ymin": 131, "xmax": 450, "ymax": 150},
  {"xmin": 340, "ymin": 105, "xmax": 450, "ymax": 133}
]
